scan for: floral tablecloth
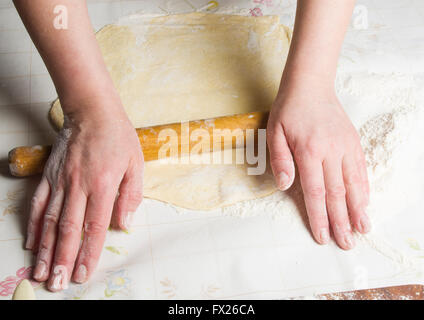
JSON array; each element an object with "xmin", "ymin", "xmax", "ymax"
[{"xmin": 1, "ymin": 0, "xmax": 424, "ymax": 299}]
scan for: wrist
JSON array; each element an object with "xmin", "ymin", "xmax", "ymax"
[
  {"xmin": 61, "ymin": 91, "xmax": 130, "ymax": 129},
  {"xmin": 58, "ymin": 72, "xmax": 118, "ymax": 104},
  {"xmin": 277, "ymin": 69, "xmax": 337, "ymax": 103}
]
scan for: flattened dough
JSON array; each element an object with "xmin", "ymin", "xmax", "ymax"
[{"xmin": 50, "ymin": 13, "xmax": 291, "ymax": 210}]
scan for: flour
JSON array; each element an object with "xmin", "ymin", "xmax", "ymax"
[
  {"xmin": 43, "ymin": 127, "xmax": 71, "ymax": 181},
  {"xmin": 358, "ymin": 233, "xmax": 419, "ymax": 272}
]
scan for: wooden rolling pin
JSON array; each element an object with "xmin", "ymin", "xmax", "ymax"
[{"xmin": 8, "ymin": 111, "xmax": 269, "ymax": 177}]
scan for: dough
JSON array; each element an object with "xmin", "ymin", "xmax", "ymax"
[
  {"xmin": 50, "ymin": 13, "xmax": 291, "ymax": 210},
  {"xmin": 12, "ymin": 280, "xmax": 36, "ymax": 300}
]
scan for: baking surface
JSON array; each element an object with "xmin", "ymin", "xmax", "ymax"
[{"xmin": 1, "ymin": 0, "xmax": 424, "ymax": 300}]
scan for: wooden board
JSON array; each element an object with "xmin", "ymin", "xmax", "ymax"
[{"xmin": 316, "ymin": 285, "xmax": 424, "ymax": 300}]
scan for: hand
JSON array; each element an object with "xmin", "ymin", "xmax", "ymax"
[
  {"xmin": 267, "ymin": 77, "xmax": 370, "ymax": 250},
  {"xmin": 25, "ymin": 95, "xmax": 144, "ymax": 291}
]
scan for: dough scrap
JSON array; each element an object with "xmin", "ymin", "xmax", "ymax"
[
  {"xmin": 12, "ymin": 279, "xmax": 36, "ymax": 300},
  {"xmin": 50, "ymin": 13, "xmax": 291, "ymax": 210}
]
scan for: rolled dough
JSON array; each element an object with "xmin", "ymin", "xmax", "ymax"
[{"xmin": 50, "ymin": 13, "xmax": 291, "ymax": 210}]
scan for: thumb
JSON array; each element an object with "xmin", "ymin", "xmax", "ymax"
[{"xmin": 267, "ymin": 121, "xmax": 295, "ymax": 191}]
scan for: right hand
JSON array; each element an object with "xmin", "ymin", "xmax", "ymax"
[
  {"xmin": 25, "ymin": 94, "xmax": 144, "ymax": 292},
  {"xmin": 267, "ymin": 76, "xmax": 370, "ymax": 250}
]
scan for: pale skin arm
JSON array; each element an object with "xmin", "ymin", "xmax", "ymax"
[
  {"xmin": 14, "ymin": 0, "xmax": 143, "ymax": 291},
  {"xmin": 267, "ymin": 0, "xmax": 370, "ymax": 250}
]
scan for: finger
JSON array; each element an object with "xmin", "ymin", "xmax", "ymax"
[
  {"xmin": 48, "ymin": 188, "xmax": 87, "ymax": 292},
  {"xmin": 26, "ymin": 176, "xmax": 50, "ymax": 250},
  {"xmin": 73, "ymin": 191, "xmax": 116, "ymax": 284},
  {"xmin": 296, "ymin": 156, "xmax": 330, "ymax": 245},
  {"xmin": 112, "ymin": 165, "xmax": 143, "ymax": 231},
  {"xmin": 357, "ymin": 148, "xmax": 370, "ymax": 205},
  {"xmin": 343, "ymin": 156, "xmax": 371, "ymax": 234},
  {"xmin": 323, "ymin": 159, "xmax": 355, "ymax": 250},
  {"xmin": 266, "ymin": 121, "xmax": 295, "ymax": 191},
  {"xmin": 33, "ymin": 189, "xmax": 64, "ymax": 282}
]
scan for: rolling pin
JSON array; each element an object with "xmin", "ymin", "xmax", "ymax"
[{"xmin": 8, "ymin": 111, "xmax": 269, "ymax": 177}]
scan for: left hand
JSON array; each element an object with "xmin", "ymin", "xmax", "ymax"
[{"xmin": 26, "ymin": 94, "xmax": 144, "ymax": 291}]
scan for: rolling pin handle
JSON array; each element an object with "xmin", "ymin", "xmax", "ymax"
[{"xmin": 8, "ymin": 145, "xmax": 51, "ymax": 177}]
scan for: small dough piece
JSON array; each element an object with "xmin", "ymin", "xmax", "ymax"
[
  {"xmin": 50, "ymin": 13, "xmax": 291, "ymax": 210},
  {"xmin": 12, "ymin": 280, "xmax": 36, "ymax": 300}
]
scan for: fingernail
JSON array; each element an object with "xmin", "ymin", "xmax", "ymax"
[
  {"xmin": 319, "ymin": 228, "xmax": 330, "ymax": 244},
  {"xmin": 50, "ymin": 265, "xmax": 68, "ymax": 291},
  {"xmin": 33, "ymin": 261, "xmax": 47, "ymax": 280},
  {"xmin": 359, "ymin": 215, "xmax": 371, "ymax": 233},
  {"xmin": 74, "ymin": 264, "xmax": 87, "ymax": 283},
  {"xmin": 344, "ymin": 232, "xmax": 355, "ymax": 250},
  {"xmin": 277, "ymin": 172, "xmax": 291, "ymax": 191},
  {"xmin": 122, "ymin": 212, "xmax": 134, "ymax": 230},
  {"xmin": 25, "ymin": 233, "xmax": 34, "ymax": 250}
]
